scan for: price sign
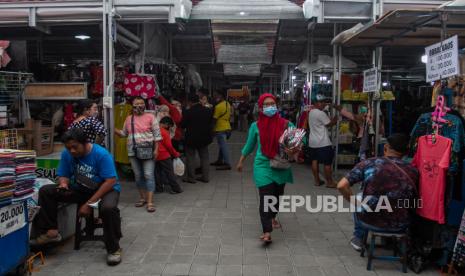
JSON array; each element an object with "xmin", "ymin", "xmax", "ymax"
[
  {"xmin": 0, "ymin": 203, "xmax": 26, "ymax": 237},
  {"xmin": 425, "ymin": 35, "xmax": 460, "ymax": 82},
  {"xmin": 363, "ymin": 68, "xmax": 378, "ymax": 92}
]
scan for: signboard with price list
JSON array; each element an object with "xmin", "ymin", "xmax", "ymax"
[
  {"xmin": 0, "ymin": 203, "xmax": 26, "ymax": 237},
  {"xmin": 425, "ymin": 35, "xmax": 460, "ymax": 82}
]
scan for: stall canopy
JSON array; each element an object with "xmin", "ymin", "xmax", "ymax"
[
  {"xmin": 303, "ymin": 0, "xmax": 450, "ymax": 22},
  {"xmin": 191, "ymin": 0, "xmax": 304, "ymax": 20},
  {"xmin": 338, "ymin": 9, "xmax": 465, "ymax": 47},
  {"xmin": 0, "ymin": 0, "xmax": 192, "ymax": 25}
]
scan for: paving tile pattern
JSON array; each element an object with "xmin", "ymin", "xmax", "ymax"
[{"xmin": 31, "ymin": 134, "xmax": 438, "ymax": 276}]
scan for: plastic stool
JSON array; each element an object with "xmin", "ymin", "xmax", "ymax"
[
  {"xmin": 360, "ymin": 230, "xmax": 408, "ymax": 273},
  {"xmin": 74, "ymin": 207, "xmax": 104, "ymax": 250}
]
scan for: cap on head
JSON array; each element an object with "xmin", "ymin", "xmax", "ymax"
[{"xmin": 315, "ymin": 94, "xmax": 330, "ymax": 103}]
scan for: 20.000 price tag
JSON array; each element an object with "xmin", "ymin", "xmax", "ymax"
[{"xmin": 0, "ymin": 203, "xmax": 26, "ymax": 237}]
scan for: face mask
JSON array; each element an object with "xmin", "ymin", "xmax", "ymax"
[
  {"xmin": 90, "ymin": 111, "xmax": 99, "ymax": 118},
  {"xmin": 360, "ymin": 106, "xmax": 368, "ymax": 114},
  {"xmin": 263, "ymin": 105, "xmax": 278, "ymax": 117},
  {"xmin": 133, "ymin": 106, "xmax": 145, "ymax": 115}
]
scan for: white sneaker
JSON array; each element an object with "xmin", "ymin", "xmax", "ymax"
[
  {"xmin": 107, "ymin": 248, "xmax": 122, "ymax": 266},
  {"xmin": 350, "ymin": 237, "xmax": 363, "ymax": 252}
]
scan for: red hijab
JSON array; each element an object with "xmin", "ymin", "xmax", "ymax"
[{"xmin": 257, "ymin": 93, "xmax": 288, "ymax": 159}]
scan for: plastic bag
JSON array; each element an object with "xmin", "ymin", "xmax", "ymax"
[{"xmin": 173, "ymin": 158, "xmax": 185, "ymax": 176}]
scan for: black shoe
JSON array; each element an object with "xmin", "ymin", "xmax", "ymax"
[
  {"xmin": 196, "ymin": 177, "xmax": 209, "ymax": 183},
  {"xmin": 210, "ymin": 161, "xmax": 224, "ymax": 166},
  {"xmin": 169, "ymin": 190, "xmax": 183, "ymax": 194},
  {"xmin": 182, "ymin": 179, "xmax": 197, "ymax": 184},
  {"xmin": 216, "ymin": 165, "xmax": 231, "ymax": 171}
]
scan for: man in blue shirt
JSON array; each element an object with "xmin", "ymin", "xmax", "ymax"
[{"xmin": 31, "ymin": 129, "xmax": 122, "ymax": 266}]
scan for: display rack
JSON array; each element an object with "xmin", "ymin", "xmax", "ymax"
[
  {"xmin": 0, "ymin": 71, "xmax": 33, "ymax": 127},
  {"xmin": 0, "ymin": 128, "xmax": 18, "ymax": 149}
]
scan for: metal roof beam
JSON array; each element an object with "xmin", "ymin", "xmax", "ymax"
[{"xmin": 28, "ymin": 7, "xmax": 50, "ymax": 34}]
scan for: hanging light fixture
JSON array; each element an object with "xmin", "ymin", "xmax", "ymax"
[
  {"xmin": 75, "ymin": 35, "xmax": 91, "ymax": 40},
  {"xmin": 421, "ymin": 55, "xmax": 427, "ymax": 64}
]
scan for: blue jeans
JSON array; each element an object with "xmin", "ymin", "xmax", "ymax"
[
  {"xmin": 216, "ymin": 132, "xmax": 231, "ymax": 165},
  {"xmin": 129, "ymin": 157, "xmax": 155, "ymax": 192}
]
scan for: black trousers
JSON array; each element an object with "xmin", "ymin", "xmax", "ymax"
[
  {"xmin": 155, "ymin": 158, "xmax": 183, "ymax": 193},
  {"xmin": 259, "ymin": 182, "xmax": 285, "ymax": 233},
  {"xmin": 32, "ymin": 184, "xmax": 122, "ymax": 253},
  {"xmin": 185, "ymin": 145, "xmax": 209, "ymax": 181}
]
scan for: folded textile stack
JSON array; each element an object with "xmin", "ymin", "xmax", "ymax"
[
  {"xmin": 0, "ymin": 150, "xmax": 15, "ymax": 207},
  {"xmin": 13, "ymin": 150, "xmax": 36, "ymax": 203}
]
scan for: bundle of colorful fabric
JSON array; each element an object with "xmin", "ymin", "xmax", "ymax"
[
  {"xmin": 13, "ymin": 150, "xmax": 36, "ymax": 202},
  {"xmin": 0, "ymin": 150, "xmax": 15, "ymax": 207},
  {"xmin": 279, "ymin": 127, "xmax": 306, "ymax": 150}
]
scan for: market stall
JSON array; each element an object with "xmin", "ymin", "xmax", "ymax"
[{"xmin": 335, "ymin": 3, "xmax": 465, "ymax": 273}]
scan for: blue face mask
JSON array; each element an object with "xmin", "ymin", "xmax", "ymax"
[{"xmin": 263, "ymin": 105, "xmax": 278, "ymax": 117}]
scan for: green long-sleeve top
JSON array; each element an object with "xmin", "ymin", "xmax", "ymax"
[{"xmin": 241, "ymin": 122, "xmax": 294, "ymax": 188}]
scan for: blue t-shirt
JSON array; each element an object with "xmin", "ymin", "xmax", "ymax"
[{"xmin": 57, "ymin": 144, "xmax": 121, "ymax": 192}]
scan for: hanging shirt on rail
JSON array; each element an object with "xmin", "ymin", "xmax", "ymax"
[
  {"xmin": 412, "ymin": 135, "xmax": 452, "ymax": 224},
  {"xmin": 410, "ymin": 112, "xmax": 465, "ymax": 173}
]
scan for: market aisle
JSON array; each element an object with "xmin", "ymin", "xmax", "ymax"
[{"xmin": 32, "ymin": 132, "xmax": 437, "ymax": 276}]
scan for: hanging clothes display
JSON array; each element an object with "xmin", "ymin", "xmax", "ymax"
[
  {"xmin": 90, "ymin": 64, "xmax": 104, "ymax": 96},
  {"xmin": 114, "ymin": 66, "xmax": 128, "ymax": 93},
  {"xmin": 124, "ymin": 73, "xmax": 157, "ymax": 99},
  {"xmin": 114, "ymin": 103, "xmax": 132, "ymax": 164},
  {"xmin": 452, "ymin": 209, "xmax": 465, "ymax": 268},
  {"xmin": 0, "ymin": 41, "xmax": 12, "ymax": 68},
  {"xmin": 63, "ymin": 104, "xmax": 75, "ymax": 129},
  {"xmin": 408, "ymin": 95, "xmax": 465, "ymax": 271},
  {"xmin": 413, "ymin": 135, "xmax": 452, "ymax": 224}
]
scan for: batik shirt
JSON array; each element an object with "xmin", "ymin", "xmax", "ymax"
[
  {"xmin": 346, "ymin": 157, "xmax": 419, "ymax": 229},
  {"xmin": 69, "ymin": 117, "xmax": 106, "ymax": 145}
]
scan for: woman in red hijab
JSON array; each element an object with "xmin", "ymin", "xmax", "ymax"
[{"xmin": 236, "ymin": 93, "xmax": 294, "ymax": 243}]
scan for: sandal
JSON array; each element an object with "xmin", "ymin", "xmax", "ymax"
[
  {"xmin": 135, "ymin": 199, "xmax": 146, "ymax": 208},
  {"xmin": 146, "ymin": 203, "xmax": 156, "ymax": 213},
  {"xmin": 272, "ymin": 219, "xmax": 281, "ymax": 229},
  {"xmin": 315, "ymin": 180, "xmax": 325, "ymax": 186},
  {"xmin": 260, "ymin": 233, "xmax": 272, "ymax": 244}
]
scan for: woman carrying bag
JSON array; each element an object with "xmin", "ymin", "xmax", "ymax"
[
  {"xmin": 236, "ymin": 93, "xmax": 296, "ymax": 243},
  {"xmin": 115, "ymin": 97, "xmax": 162, "ymax": 212}
]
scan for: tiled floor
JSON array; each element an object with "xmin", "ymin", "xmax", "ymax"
[{"xmin": 31, "ymin": 133, "xmax": 439, "ymax": 276}]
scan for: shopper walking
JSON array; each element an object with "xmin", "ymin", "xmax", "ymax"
[
  {"xmin": 155, "ymin": 116, "xmax": 183, "ymax": 194},
  {"xmin": 236, "ymin": 93, "xmax": 294, "ymax": 243},
  {"xmin": 182, "ymin": 94, "xmax": 214, "ymax": 183},
  {"xmin": 200, "ymin": 93, "xmax": 213, "ymax": 109},
  {"xmin": 308, "ymin": 94, "xmax": 340, "ymax": 188},
  {"xmin": 69, "ymin": 99, "xmax": 106, "ymax": 146},
  {"xmin": 31, "ymin": 128, "xmax": 122, "ymax": 265},
  {"xmin": 115, "ymin": 97, "xmax": 161, "ymax": 213},
  {"xmin": 211, "ymin": 90, "xmax": 232, "ymax": 170},
  {"xmin": 238, "ymin": 100, "xmax": 250, "ymax": 132}
]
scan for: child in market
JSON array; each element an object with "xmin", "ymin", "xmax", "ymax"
[{"xmin": 155, "ymin": 116, "xmax": 183, "ymax": 194}]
